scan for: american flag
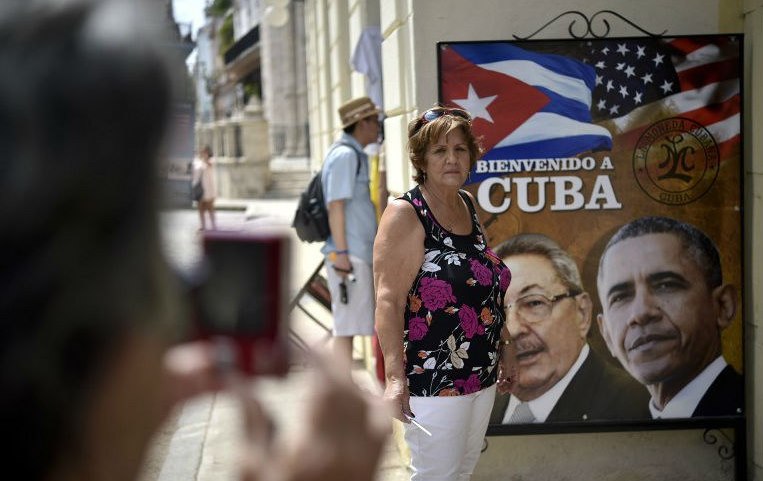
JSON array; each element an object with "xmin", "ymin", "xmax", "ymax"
[{"xmin": 584, "ymin": 36, "xmax": 740, "ymax": 156}]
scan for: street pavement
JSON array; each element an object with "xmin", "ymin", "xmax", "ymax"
[{"xmin": 138, "ymin": 200, "xmax": 409, "ymax": 481}]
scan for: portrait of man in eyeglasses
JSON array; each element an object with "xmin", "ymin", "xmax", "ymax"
[{"xmin": 490, "ymin": 233, "xmax": 650, "ymax": 424}]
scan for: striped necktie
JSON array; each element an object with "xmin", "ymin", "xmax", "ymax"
[{"xmin": 509, "ymin": 402, "xmax": 536, "ymax": 423}]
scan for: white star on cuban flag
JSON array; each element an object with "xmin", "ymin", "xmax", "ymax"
[{"xmin": 453, "ymin": 84, "xmax": 497, "ymax": 123}]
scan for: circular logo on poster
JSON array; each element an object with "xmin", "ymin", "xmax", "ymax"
[{"xmin": 632, "ymin": 117, "xmax": 719, "ymax": 205}]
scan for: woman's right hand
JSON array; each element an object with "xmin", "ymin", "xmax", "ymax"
[{"xmin": 383, "ymin": 376, "xmax": 412, "ymax": 422}]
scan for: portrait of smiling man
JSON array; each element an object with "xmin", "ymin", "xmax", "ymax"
[
  {"xmin": 490, "ymin": 234, "xmax": 649, "ymax": 424},
  {"xmin": 596, "ymin": 216, "xmax": 744, "ymax": 418}
]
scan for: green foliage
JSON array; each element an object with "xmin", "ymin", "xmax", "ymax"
[
  {"xmin": 218, "ymin": 13, "xmax": 234, "ymax": 57},
  {"xmin": 206, "ymin": 0, "xmax": 232, "ymax": 17},
  {"xmin": 243, "ymin": 80, "xmax": 260, "ymax": 103}
]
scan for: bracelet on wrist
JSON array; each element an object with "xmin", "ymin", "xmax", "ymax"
[{"xmin": 335, "ymin": 249, "xmax": 349, "ymax": 255}]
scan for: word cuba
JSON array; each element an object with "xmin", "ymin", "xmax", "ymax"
[{"xmin": 476, "ymin": 174, "xmax": 622, "ymax": 213}]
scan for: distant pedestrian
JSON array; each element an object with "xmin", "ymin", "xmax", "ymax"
[
  {"xmin": 322, "ymin": 96, "xmax": 381, "ymax": 373},
  {"xmin": 193, "ymin": 145, "xmax": 217, "ymax": 230}
]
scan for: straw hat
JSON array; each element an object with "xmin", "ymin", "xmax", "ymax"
[{"xmin": 338, "ymin": 96, "xmax": 381, "ymax": 129}]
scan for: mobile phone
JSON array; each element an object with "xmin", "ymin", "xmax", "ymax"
[{"xmin": 191, "ymin": 229, "xmax": 291, "ymax": 377}]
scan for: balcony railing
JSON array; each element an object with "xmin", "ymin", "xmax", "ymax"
[{"xmin": 224, "ymin": 26, "xmax": 259, "ymax": 65}]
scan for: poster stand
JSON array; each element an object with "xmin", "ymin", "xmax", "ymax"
[
  {"xmin": 440, "ymin": 10, "xmax": 747, "ymax": 480},
  {"xmin": 287, "ymin": 260, "xmax": 333, "ymax": 351}
]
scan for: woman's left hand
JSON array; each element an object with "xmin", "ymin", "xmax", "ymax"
[{"xmin": 496, "ymin": 343, "xmax": 519, "ymax": 395}]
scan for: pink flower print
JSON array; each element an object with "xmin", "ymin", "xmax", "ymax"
[
  {"xmin": 499, "ymin": 267, "xmax": 511, "ymax": 292},
  {"xmin": 418, "ymin": 277, "xmax": 456, "ymax": 311},
  {"xmin": 413, "ymin": 198, "xmax": 423, "ymax": 207},
  {"xmin": 470, "ymin": 259, "xmax": 492, "ymax": 286},
  {"xmin": 408, "ymin": 317, "xmax": 428, "ymax": 341},
  {"xmin": 454, "ymin": 374, "xmax": 481, "ymax": 394},
  {"xmin": 459, "ymin": 305, "xmax": 484, "ymax": 338}
]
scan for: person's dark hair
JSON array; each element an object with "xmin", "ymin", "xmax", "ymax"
[
  {"xmin": 407, "ymin": 107, "xmax": 482, "ymax": 184},
  {"xmin": 343, "ymin": 122, "xmax": 358, "ymax": 135},
  {"xmin": 597, "ymin": 216, "xmax": 723, "ymax": 289},
  {"xmin": 0, "ymin": 1, "xmax": 177, "ymax": 478},
  {"xmin": 495, "ymin": 233, "xmax": 583, "ymax": 293}
]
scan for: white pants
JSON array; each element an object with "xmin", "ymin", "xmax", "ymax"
[{"xmin": 405, "ymin": 384, "xmax": 496, "ymax": 481}]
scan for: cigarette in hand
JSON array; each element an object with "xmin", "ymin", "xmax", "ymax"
[{"xmin": 403, "ymin": 414, "xmax": 432, "ymax": 436}]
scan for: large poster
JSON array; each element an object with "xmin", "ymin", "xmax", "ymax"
[{"xmin": 438, "ymin": 36, "xmax": 744, "ymax": 429}]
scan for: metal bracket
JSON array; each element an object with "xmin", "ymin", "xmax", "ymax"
[
  {"xmin": 513, "ymin": 10, "xmax": 667, "ymax": 40},
  {"xmin": 703, "ymin": 428, "xmax": 735, "ymax": 461}
]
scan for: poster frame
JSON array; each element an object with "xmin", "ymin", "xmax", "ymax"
[{"xmin": 435, "ymin": 34, "xmax": 746, "ymax": 478}]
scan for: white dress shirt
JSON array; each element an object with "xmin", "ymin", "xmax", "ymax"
[
  {"xmin": 649, "ymin": 355, "xmax": 728, "ymax": 419},
  {"xmin": 502, "ymin": 344, "xmax": 590, "ymax": 423}
]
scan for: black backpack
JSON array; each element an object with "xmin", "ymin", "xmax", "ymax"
[{"xmin": 292, "ymin": 142, "xmax": 361, "ymax": 243}]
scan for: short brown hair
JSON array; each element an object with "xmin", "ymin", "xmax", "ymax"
[
  {"xmin": 495, "ymin": 233, "xmax": 584, "ymax": 293},
  {"xmin": 407, "ymin": 108, "xmax": 482, "ymax": 184}
]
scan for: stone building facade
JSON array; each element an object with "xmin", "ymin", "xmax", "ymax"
[{"xmin": 192, "ymin": 0, "xmax": 309, "ymax": 197}]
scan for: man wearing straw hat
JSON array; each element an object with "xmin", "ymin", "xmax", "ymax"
[{"xmin": 321, "ymin": 96, "xmax": 382, "ymax": 372}]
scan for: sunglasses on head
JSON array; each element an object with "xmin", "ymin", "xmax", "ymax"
[{"xmin": 413, "ymin": 108, "xmax": 471, "ymax": 134}]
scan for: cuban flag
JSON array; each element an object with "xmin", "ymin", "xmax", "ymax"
[{"xmin": 440, "ymin": 43, "xmax": 613, "ymax": 167}]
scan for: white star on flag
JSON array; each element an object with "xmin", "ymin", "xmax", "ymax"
[{"xmin": 452, "ymin": 84, "xmax": 497, "ymax": 123}]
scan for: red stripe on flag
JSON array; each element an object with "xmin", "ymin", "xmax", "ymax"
[
  {"xmin": 678, "ymin": 58, "xmax": 739, "ymax": 92},
  {"xmin": 668, "ymin": 36, "xmax": 735, "ymax": 56},
  {"xmin": 668, "ymin": 38, "xmax": 713, "ymax": 55},
  {"xmin": 612, "ymin": 94, "xmax": 740, "ymax": 153},
  {"xmin": 440, "ymin": 47, "xmax": 549, "ymax": 153}
]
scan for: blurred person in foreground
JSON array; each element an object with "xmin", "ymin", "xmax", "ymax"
[
  {"xmin": 374, "ymin": 106, "xmax": 514, "ymax": 481},
  {"xmin": 192, "ymin": 145, "xmax": 217, "ymax": 231},
  {"xmin": 0, "ymin": 2, "xmax": 389, "ymax": 480},
  {"xmin": 596, "ymin": 216, "xmax": 743, "ymax": 418},
  {"xmin": 321, "ymin": 96, "xmax": 381, "ymax": 372},
  {"xmin": 490, "ymin": 234, "xmax": 649, "ymax": 424}
]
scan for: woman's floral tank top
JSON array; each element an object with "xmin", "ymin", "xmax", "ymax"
[{"xmin": 400, "ymin": 185, "xmax": 510, "ymax": 397}]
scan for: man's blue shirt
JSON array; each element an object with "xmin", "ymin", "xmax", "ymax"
[{"xmin": 320, "ymin": 133, "xmax": 377, "ymax": 264}]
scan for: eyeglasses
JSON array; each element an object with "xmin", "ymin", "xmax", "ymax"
[
  {"xmin": 506, "ymin": 291, "xmax": 580, "ymax": 323},
  {"xmin": 412, "ymin": 108, "xmax": 471, "ymax": 134}
]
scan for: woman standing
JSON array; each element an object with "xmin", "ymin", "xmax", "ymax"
[
  {"xmin": 193, "ymin": 145, "xmax": 217, "ymax": 231},
  {"xmin": 374, "ymin": 107, "xmax": 516, "ymax": 480}
]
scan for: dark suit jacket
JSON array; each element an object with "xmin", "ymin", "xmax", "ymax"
[
  {"xmin": 490, "ymin": 347, "xmax": 651, "ymax": 424},
  {"xmin": 692, "ymin": 364, "xmax": 744, "ymax": 417}
]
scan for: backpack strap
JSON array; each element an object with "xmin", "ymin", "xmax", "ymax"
[{"xmin": 329, "ymin": 141, "xmax": 362, "ymax": 177}]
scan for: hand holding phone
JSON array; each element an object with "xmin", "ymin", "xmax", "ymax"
[
  {"xmin": 191, "ymin": 229, "xmax": 291, "ymax": 377},
  {"xmin": 339, "ymin": 280, "xmax": 348, "ymax": 304}
]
